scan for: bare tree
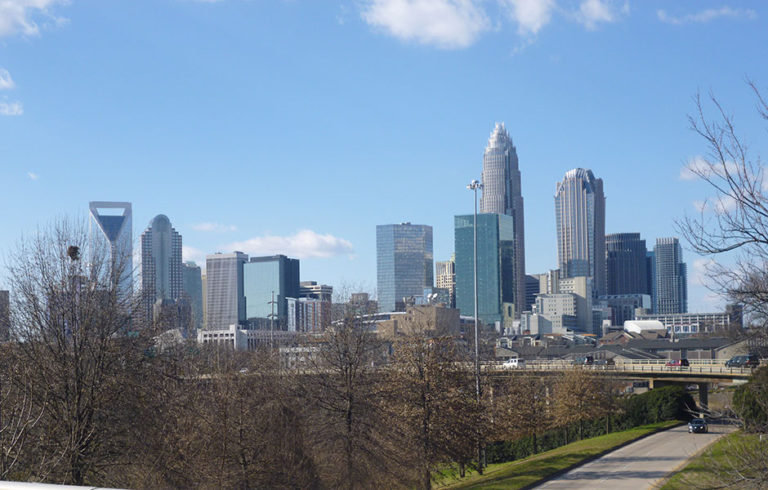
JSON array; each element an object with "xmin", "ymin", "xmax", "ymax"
[
  {"xmin": 5, "ymin": 219, "xmax": 143, "ymax": 484},
  {"xmin": 674, "ymin": 82, "xmax": 768, "ymax": 488},
  {"xmin": 0, "ymin": 345, "xmax": 44, "ymax": 481},
  {"xmin": 552, "ymin": 370, "xmax": 613, "ymax": 442},
  {"xmin": 495, "ymin": 374, "xmax": 552, "ymax": 454},
  {"xmin": 383, "ymin": 331, "xmax": 479, "ymax": 489},
  {"xmin": 678, "ymin": 81, "xmax": 768, "ymax": 339},
  {"xmin": 296, "ymin": 311, "xmax": 397, "ymax": 489}
]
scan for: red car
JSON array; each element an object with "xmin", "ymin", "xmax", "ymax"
[{"xmin": 666, "ymin": 359, "xmax": 690, "ymax": 367}]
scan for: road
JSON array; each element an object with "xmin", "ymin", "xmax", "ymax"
[{"xmin": 535, "ymin": 423, "xmax": 736, "ymax": 490}]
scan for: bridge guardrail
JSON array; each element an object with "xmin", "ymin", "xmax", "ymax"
[{"xmin": 484, "ymin": 359, "xmax": 756, "ymax": 376}]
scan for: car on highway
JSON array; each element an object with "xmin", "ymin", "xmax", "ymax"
[
  {"xmin": 593, "ymin": 358, "xmax": 615, "ymax": 366},
  {"xmin": 572, "ymin": 356, "xmax": 594, "ymax": 366},
  {"xmin": 725, "ymin": 354, "xmax": 760, "ymax": 368},
  {"xmin": 502, "ymin": 358, "xmax": 525, "ymax": 369},
  {"xmin": 666, "ymin": 359, "xmax": 690, "ymax": 367},
  {"xmin": 688, "ymin": 418, "xmax": 708, "ymax": 434}
]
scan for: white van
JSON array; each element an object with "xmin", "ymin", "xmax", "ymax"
[{"xmin": 502, "ymin": 358, "xmax": 525, "ymax": 369}]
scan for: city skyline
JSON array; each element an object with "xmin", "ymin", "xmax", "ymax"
[{"xmin": 2, "ymin": 2, "xmax": 767, "ymax": 313}]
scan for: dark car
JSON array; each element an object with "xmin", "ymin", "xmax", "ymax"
[
  {"xmin": 666, "ymin": 358, "xmax": 690, "ymax": 367},
  {"xmin": 688, "ymin": 418, "xmax": 708, "ymax": 434},
  {"xmin": 725, "ymin": 355, "xmax": 760, "ymax": 368}
]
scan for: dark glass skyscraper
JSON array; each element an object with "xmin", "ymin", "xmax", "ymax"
[
  {"xmin": 376, "ymin": 223, "xmax": 433, "ymax": 312},
  {"xmin": 183, "ymin": 261, "xmax": 203, "ymax": 331},
  {"xmin": 654, "ymin": 237, "xmax": 688, "ymax": 314},
  {"xmin": 455, "ymin": 213, "xmax": 516, "ymax": 326},
  {"xmin": 555, "ymin": 168, "xmax": 606, "ymax": 297},
  {"xmin": 140, "ymin": 214, "xmax": 183, "ymax": 324},
  {"xmin": 606, "ymin": 233, "xmax": 649, "ymax": 295},
  {"xmin": 480, "ymin": 123, "xmax": 526, "ymax": 315}
]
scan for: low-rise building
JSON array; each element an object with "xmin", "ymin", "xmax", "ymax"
[
  {"xmin": 376, "ymin": 304, "xmax": 460, "ymax": 338},
  {"xmin": 197, "ymin": 324, "xmax": 298, "ymax": 351}
]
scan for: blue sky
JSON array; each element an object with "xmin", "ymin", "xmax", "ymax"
[{"xmin": 1, "ymin": 0, "xmax": 767, "ymax": 312}]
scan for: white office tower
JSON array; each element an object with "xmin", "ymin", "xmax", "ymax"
[
  {"xmin": 206, "ymin": 252, "xmax": 248, "ymax": 330},
  {"xmin": 480, "ymin": 122, "xmax": 526, "ymax": 316},
  {"xmin": 89, "ymin": 201, "xmax": 133, "ymax": 297}
]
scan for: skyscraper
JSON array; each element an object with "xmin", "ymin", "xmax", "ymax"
[
  {"xmin": 376, "ymin": 223, "xmax": 433, "ymax": 312},
  {"xmin": 554, "ymin": 169, "xmax": 606, "ymax": 297},
  {"xmin": 455, "ymin": 213, "xmax": 516, "ymax": 326},
  {"xmin": 654, "ymin": 237, "xmax": 688, "ymax": 314},
  {"xmin": 524, "ymin": 275, "xmax": 540, "ymax": 311},
  {"xmin": 243, "ymin": 255, "xmax": 300, "ymax": 329},
  {"xmin": 646, "ymin": 250, "xmax": 657, "ymax": 312},
  {"xmin": 183, "ymin": 261, "xmax": 204, "ymax": 331},
  {"xmin": 140, "ymin": 214, "xmax": 183, "ymax": 324},
  {"xmin": 435, "ymin": 256, "xmax": 456, "ymax": 308},
  {"xmin": 206, "ymin": 252, "xmax": 248, "ymax": 330},
  {"xmin": 89, "ymin": 201, "xmax": 132, "ymax": 295},
  {"xmin": 605, "ymin": 232, "xmax": 649, "ymax": 295},
  {"xmin": 0, "ymin": 290, "xmax": 9, "ymax": 341},
  {"xmin": 480, "ymin": 122, "xmax": 526, "ymax": 315}
]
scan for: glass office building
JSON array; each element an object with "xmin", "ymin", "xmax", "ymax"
[
  {"xmin": 183, "ymin": 261, "xmax": 204, "ymax": 331},
  {"xmin": 89, "ymin": 201, "xmax": 133, "ymax": 297},
  {"xmin": 140, "ymin": 214, "xmax": 183, "ymax": 324},
  {"xmin": 554, "ymin": 168, "xmax": 606, "ymax": 297},
  {"xmin": 243, "ymin": 255, "xmax": 300, "ymax": 328},
  {"xmin": 376, "ymin": 223, "xmax": 433, "ymax": 313},
  {"xmin": 455, "ymin": 213, "xmax": 516, "ymax": 326},
  {"xmin": 606, "ymin": 232, "xmax": 649, "ymax": 296},
  {"xmin": 654, "ymin": 238, "xmax": 687, "ymax": 314}
]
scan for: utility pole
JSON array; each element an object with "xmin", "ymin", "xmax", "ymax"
[
  {"xmin": 467, "ymin": 178, "xmax": 484, "ymax": 473},
  {"xmin": 268, "ymin": 290, "xmax": 276, "ymax": 349}
]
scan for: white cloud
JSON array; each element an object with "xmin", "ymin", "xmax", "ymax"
[
  {"xmin": 680, "ymin": 155, "xmax": 710, "ymax": 181},
  {"xmin": 192, "ymin": 222, "xmax": 238, "ymax": 233},
  {"xmin": 361, "ymin": 0, "xmax": 490, "ymax": 49},
  {"xmin": 27, "ymin": 172, "xmax": 38, "ymax": 180},
  {"xmin": 713, "ymin": 195, "xmax": 738, "ymax": 215},
  {"xmin": 361, "ymin": 0, "xmax": 629, "ymax": 48},
  {"xmin": 0, "ymin": 69, "xmax": 15, "ymax": 90},
  {"xmin": 679, "ymin": 155, "xmax": 739, "ymax": 181},
  {"xmin": 501, "ymin": 0, "xmax": 555, "ymax": 35},
  {"xmin": 0, "ymin": 100, "xmax": 23, "ymax": 116},
  {"xmin": 182, "ymin": 245, "xmax": 207, "ymax": 266},
  {"xmin": 574, "ymin": 0, "xmax": 622, "ymax": 30},
  {"xmin": 657, "ymin": 6, "xmax": 757, "ymax": 25},
  {"xmin": 226, "ymin": 229, "xmax": 354, "ymax": 259},
  {"xmin": 692, "ymin": 258, "xmax": 715, "ymax": 286},
  {"xmin": 0, "ymin": 0, "xmax": 68, "ymax": 38}
]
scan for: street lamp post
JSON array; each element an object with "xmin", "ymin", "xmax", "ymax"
[
  {"xmin": 268, "ymin": 290, "xmax": 277, "ymax": 349},
  {"xmin": 467, "ymin": 178, "xmax": 483, "ymax": 472}
]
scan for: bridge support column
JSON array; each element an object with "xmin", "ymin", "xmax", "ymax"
[{"xmin": 698, "ymin": 382, "xmax": 709, "ymax": 414}]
